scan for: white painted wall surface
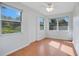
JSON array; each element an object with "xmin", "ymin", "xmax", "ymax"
[
  {"xmin": 0, "ymin": 2, "xmax": 46, "ymax": 55},
  {"xmin": 46, "ymin": 31, "xmax": 72, "ymax": 40},
  {"xmin": 73, "ymin": 4, "xmax": 79, "ymax": 55}
]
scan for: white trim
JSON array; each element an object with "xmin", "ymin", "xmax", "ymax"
[
  {"xmin": 57, "ymin": 19, "xmax": 59, "ymax": 31},
  {"xmin": 0, "ymin": 20, "xmax": 2, "ymax": 34},
  {"xmin": 4, "ymin": 38, "xmax": 38, "ymax": 56},
  {"xmin": 4, "ymin": 40, "xmax": 33, "ymax": 56},
  {"xmin": 2, "ymin": 19, "xmax": 21, "ymax": 22}
]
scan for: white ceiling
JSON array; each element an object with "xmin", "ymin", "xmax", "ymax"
[{"xmin": 22, "ymin": 2, "xmax": 76, "ymax": 16}]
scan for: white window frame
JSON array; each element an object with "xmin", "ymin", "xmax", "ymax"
[
  {"xmin": 49, "ymin": 16, "xmax": 70, "ymax": 31},
  {"xmin": 0, "ymin": 3, "xmax": 22, "ymax": 34}
]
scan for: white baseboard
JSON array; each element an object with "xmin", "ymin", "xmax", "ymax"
[
  {"xmin": 5, "ymin": 39, "xmax": 40, "ymax": 56},
  {"xmin": 5, "ymin": 42, "xmax": 32, "ymax": 56}
]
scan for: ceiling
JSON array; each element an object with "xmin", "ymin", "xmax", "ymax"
[{"xmin": 22, "ymin": 2, "xmax": 76, "ymax": 16}]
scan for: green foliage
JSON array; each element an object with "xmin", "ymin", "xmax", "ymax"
[{"xmin": 2, "ymin": 21, "xmax": 21, "ymax": 34}]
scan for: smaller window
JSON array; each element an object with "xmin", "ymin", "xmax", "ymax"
[
  {"xmin": 49, "ymin": 19, "xmax": 57, "ymax": 30},
  {"xmin": 40, "ymin": 17, "xmax": 44, "ymax": 30}
]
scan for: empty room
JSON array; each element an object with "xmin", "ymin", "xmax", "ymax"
[{"xmin": 0, "ymin": 2, "xmax": 79, "ymax": 56}]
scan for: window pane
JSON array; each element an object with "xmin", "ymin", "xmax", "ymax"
[
  {"xmin": 2, "ymin": 21, "xmax": 21, "ymax": 34},
  {"xmin": 40, "ymin": 17, "xmax": 44, "ymax": 30},
  {"xmin": 1, "ymin": 5, "xmax": 21, "ymax": 21},
  {"xmin": 59, "ymin": 16, "xmax": 68, "ymax": 30},
  {"xmin": 49, "ymin": 19, "xmax": 57, "ymax": 30}
]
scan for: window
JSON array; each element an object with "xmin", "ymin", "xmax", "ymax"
[
  {"xmin": 49, "ymin": 16, "xmax": 69, "ymax": 30},
  {"xmin": 59, "ymin": 16, "xmax": 68, "ymax": 30},
  {"xmin": 49, "ymin": 19, "xmax": 57, "ymax": 30},
  {"xmin": 0, "ymin": 3, "xmax": 22, "ymax": 34},
  {"xmin": 40, "ymin": 17, "xmax": 44, "ymax": 30}
]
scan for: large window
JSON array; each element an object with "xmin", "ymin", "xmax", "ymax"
[
  {"xmin": 49, "ymin": 16, "xmax": 69, "ymax": 30},
  {"xmin": 0, "ymin": 3, "xmax": 22, "ymax": 34}
]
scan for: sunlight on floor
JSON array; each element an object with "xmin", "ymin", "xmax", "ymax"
[
  {"xmin": 49, "ymin": 41, "xmax": 60, "ymax": 49},
  {"xmin": 60, "ymin": 44, "xmax": 75, "ymax": 56},
  {"xmin": 48, "ymin": 40, "xmax": 75, "ymax": 56}
]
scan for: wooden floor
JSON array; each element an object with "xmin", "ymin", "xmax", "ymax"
[{"xmin": 8, "ymin": 38, "xmax": 77, "ymax": 56}]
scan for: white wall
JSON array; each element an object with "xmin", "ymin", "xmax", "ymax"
[
  {"xmin": 73, "ymin": 3, "xmax": 79, "ymax": 55},
  {"xmin": 0, "ymin": 2, "xmax": 46, "ymax": 56},
  {"xmin": 46, "ymin": 12, "xmax": 73, "ymax": 40}
]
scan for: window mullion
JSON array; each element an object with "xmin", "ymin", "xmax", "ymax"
[
  {"xmin": 57, "ymin": 19, "xmax": 59, "ymax": 31},
  {"xmin": 0, "ymin": 20, "xmax": 2, "ymax": 34},
  {"xmin": 68, "ymin": 17, "xmax": 70, "ymax": 32}
]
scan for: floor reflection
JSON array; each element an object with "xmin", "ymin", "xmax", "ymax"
[
  {"xmin": 9, "ymin": 39, "xmax": 76, "ymax": 56},
  {"xmin": 48, "ymin": 40, "xmax": 75, "ymax": 56},
  {"xmin": 49, "ymin": 41, "xmax": 60, "ymax": 49},
  {"xmin": 60, "ymin": 44, "xmax": 74, "ymax": 56},
  {"xmin": 39, "ymin": 45, "xmax": 46, "ymax": 55}
]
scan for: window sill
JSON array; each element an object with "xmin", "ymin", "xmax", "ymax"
[{"xmin": 0, "ymin": 32, "xmax": 22, "ymax": 36}]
